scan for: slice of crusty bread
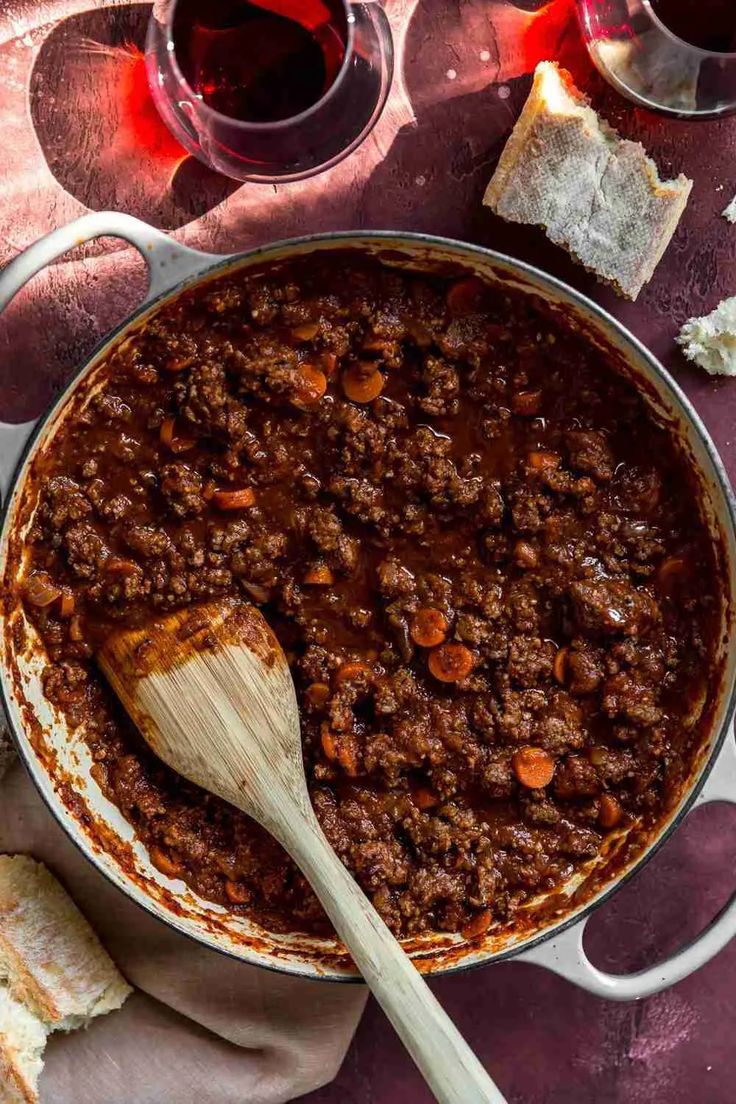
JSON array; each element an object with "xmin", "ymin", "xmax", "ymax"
[
  {"xmin": 0, "ymin": 856, "xmax": 131, "ymax": 1030},
  {"xmin": 723, "ymin": 195, "xmax": 736, "ymax": 224},
  {"xmin": 0, "ymin": 856, "xmax": 131, "ymax": 1102},
  {"xmin": 0, "ymin": 989, "xmax": 47, "ymax": 1104},
  {"xmin": 678, "ymin": 296, "xmax": 736, "ymax": 376},
  {"xmin": 483, "ymin": 61, "xmax": 693, "ymax": 300}
]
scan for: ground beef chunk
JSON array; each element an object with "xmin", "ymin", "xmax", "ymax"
[
  {"xmin": 418, "ymin": 355, "xmax": 460, "ymax": 416},
  {"xmin": 534, "ymin": 692, "xmax": 585, "ymax": 755},
  {"xmin": 160, "ymin": 462, "xmax": 205, "ymax": 517},
  {"xmin": 124, "ymin": 524, "xmax": 172, "ymax": 558},
  {"xmin": 306, "ymin": 506, "xmax": 360, "ymax": 573},
  {"xmin": 566, "ymin": 640, "xmax": 605, "ymax": 695},
  {"xmin": 63, "ymin": 522, "xmax": 109, "ymax": 579},
  {"xmin": 565, "ymin": 431, "xmax": 615, "ymax": 481},
  {"xmin": 508, "ymin": 636, "xmax": 556, "ymax": 688},
  {"xmin": 602, "ymin": 672, "xmax": 663, "ymax": 727},
  {"xmin": 178, "ymin": 361, "xmax": 249, "ymax": 441},
  {"xmin": 554, "ymin": 755, "xmax": 601, "ymax": 800},
  {"xmin": 42, "ymin": 476, "xmax": 92, "ymax": 528},
  {"xmin": 569, "ymin": 577, "xmax": 658, "ymax": 637}
]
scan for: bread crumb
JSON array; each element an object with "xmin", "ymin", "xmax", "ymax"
[
  {"xmin": 678, "ymin": 297, "xmax": 736, "ymax": 376},
  {"xmin": 722, "ymin": 195, "xmax": 736, "ymax": 223}
]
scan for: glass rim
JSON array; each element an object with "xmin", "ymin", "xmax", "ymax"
[
  {"xmin": 158, "ymin": 0, "xmax": 358, "ymax": 132},
  {"xmin": 642, "ymin": 0, "xmax": 736, "ymax": 59}
]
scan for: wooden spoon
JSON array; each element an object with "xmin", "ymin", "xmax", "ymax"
[{"xmin": 99, "ymin": 597, "xmax": 507, "ymax": 1104}]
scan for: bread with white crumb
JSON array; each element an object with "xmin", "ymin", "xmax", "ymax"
[
  {"xmin": 0, "ymin": 989, "xmax": 46, "ymax": 1104},
  {"xmin": 722, "ymin": 195, "xmax": 736, "ymax": 224},
  {"xmin": 0, "ymin": 856, "xmax": 131, "ymax": 1102},
  {"xmin": 483, "ymin": 62, "xmax": 693, "ymax": 300},
  {"xmin": 678, "ymin": 297, "xmax": 736, "ymax": 376}
]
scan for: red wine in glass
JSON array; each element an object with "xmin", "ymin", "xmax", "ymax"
[
  {"xmin": 146, "ymin": 0, "xmax": 394, "ymax": 181},
  {"xmin": 650, "ymin": 0, "xmax": 736, "ymax": 52},
  {"xmin": 172, "ymin": 0, "xmax": 349, "ymax": 123}
]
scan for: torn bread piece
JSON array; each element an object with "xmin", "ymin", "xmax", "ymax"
[
  {"xmin": 483, "ymin": 61, "xmax": 693, "ymax": 300},
  {"xmin": 0, "ymin": 989, "xmax": 46, "ymax": 1104},
  {"xmin": 722, "ymin": 194, "xmax": 736, "ymax": 223},
  {"xmin": 0, "ymin": 856, "xmax": 131, "ymax": 1102},
  {"xmin": 678, "ymin": 297, "xmax": 736, "ymax": 376}
]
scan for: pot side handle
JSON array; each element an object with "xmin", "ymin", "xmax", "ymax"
[
  {"xmin": 517, "ymin": 731, "xmax": 736, "ymax": 1000},
  {"xmin": 0, "ymin": 211, "xmax": 224, "ymax": 501}
]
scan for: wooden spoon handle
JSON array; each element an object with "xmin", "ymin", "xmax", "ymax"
[{"xmin": 283, "ymin": 815, "xmax": 507, "ymax": 1104}]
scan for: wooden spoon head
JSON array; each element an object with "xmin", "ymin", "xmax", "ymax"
[{"xmin": 98, "ymin": 597, "xmax": 307, "ymax": 829}]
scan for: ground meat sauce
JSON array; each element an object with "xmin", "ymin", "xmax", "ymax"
[{"xmin": 21, "ymin": 257, "xmax": 720, "ymax": 939}]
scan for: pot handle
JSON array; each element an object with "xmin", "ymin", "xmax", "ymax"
[
  {"xmin": 517, "ymin": 731, "xmax": 736, "ymax": 1000},
  {"xmin": 0, "ymin": 211, "xmax": 224, "ymax": 500}
]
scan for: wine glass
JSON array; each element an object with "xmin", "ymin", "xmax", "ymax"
[
  {"xmin": 577, "ymin": 0, "xmax": 736, "ymax": 119},
  {"xmin": 146, "ymin": 0, "xmax": 394, "ymax": 183}
]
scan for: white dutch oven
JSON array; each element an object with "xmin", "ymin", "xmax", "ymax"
[{"xmin": 1, "ymin": 212, "xmax": 736, "ymax": 997}]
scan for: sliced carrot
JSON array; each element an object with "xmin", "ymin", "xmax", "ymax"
[
  {"xmin": 291, "ymin": 322, "xmax": 320, "ymax": 341},
  {"xmin": 511, "ymin": 390, "xmax": 542, "ymax": 416},
  {"xmin": 527, "ymin": 451, "xmax": 561, "ymax": 473},
  {"xmin": 446, "ymin": 276, "xmax": 486, "ymax": 316},
  {"xmin": 657, "ymin": 555, "xmax": 687, "ymax": 588},
  {"xmin": 321, "ymin": 727, "xmax": 338, "ymax": 761},
  {"xmin": 150, "ymin": 845, "xmax": 184, "ymax": 878},
  {"xmin": 428, "ymin": 642, "xmax": 474, "ymax": 683},
  {"xmin": 553, "ymin": 646, "xmax": 568, "ymax": 685},
  {"xmin": 337, "ymin": 744, "xmax": 359, "ymax": 777},
  {"xmin": 105, "ymin": 557, "xmax": 139, "ymax": 576},
  {"xmin": 305, "ymin": 681, "xmax": 331, "ymax": 708},
  {"xmin": 413, "ymin": 787, "xmax": 440, "ymax": 811},
  {"xmin": 171, "ymin": 437, "xmax": 195, "ymax": 454},
  {"xmin": 342, "ymin": 366, "xmax": 384, "ymax": 404},
  {"xmin": 162, "ymin": 355, "xmax": 195, "ymax": 373},
  {"xmin": 410, "ymin": 608, "xmax": 449, "ymax": 648},
  {"xmin": 334, "ymin": 661, "xmax": 373, "ymax": 688},
  {"xmin": 462, "ymin": 909, "xmax": 492, "ymax": 940},
  {"xmin": 160, "ymin": 416, "xmax": 194, "ymax": 452},
  {"xmin": 58, "ymin": 591, "xmax": 75, "ymax": 619},
  {"xmin": 514, "ymin": 540, "xmax": 539, "ymax": 569},
  {"xmin": 292, "ymin": 364, "xmax": 327, "ymax": 408},
  {"xmin": 320, "ymin": 351, "xmax": 338, "ymax": 376},
  {"xmin": 159, "ymin": 416, "xmax": 176, "ymax": 448},
  {"xmin": 588, "ymin": 745, "xmax": 607, "ymax": 768},
  {"xmin": 304, "ymin": 563, "xmax": 334, "ymax": 585},
  {"xmin": 69, "ymin": 614, "xmax": 84, "ymax": 643},
  {"xmin": 225, "ymin": 879, "xmax": 251, "ymax": 904},
  {"xmin": 598, "ymin": 793, "xmax": 623, "ymax": 829},
  {"xmin": 512, "ymin": 746, "xmax": 555, "ymax": 789},
  {"xmin": 23, "ymin": 572, "xmax": 62, "ymax": 608},
  {"xmin": 213, "ymin": 487, "xmax": 256, "ymax": 510}
]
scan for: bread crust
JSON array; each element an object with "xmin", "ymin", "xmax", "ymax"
[
  {"xmin": 0, "ymin": 856, "xmax": 131, "ymax": 1028},
  {"xmin": 483, "ymin": 62, "xmax": 692, "ymax": 300},
  {"xmin": 0, "ymin": 857, "xmax": 131, "ymax": 1103}
]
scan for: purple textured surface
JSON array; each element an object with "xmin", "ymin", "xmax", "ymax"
[{"xmin": 1, "ymin": 1, "xmax": 736, "ymax": 1101}]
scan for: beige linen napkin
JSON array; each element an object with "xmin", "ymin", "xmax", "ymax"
[{"xmin": 0, "ymin": 761, "xmax": 367, "ymax": 1103}]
